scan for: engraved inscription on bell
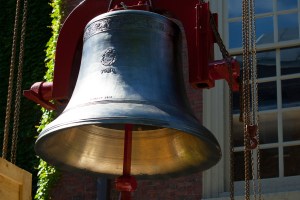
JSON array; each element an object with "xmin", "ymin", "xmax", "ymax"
[{"xmin": 101, "ymin": 67, "xmax": 117, "ymax": 74}]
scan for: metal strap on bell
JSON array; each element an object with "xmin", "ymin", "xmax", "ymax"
[{"xmin": 35, "ymin": 10, "xmax": 221, "ymax": 178}]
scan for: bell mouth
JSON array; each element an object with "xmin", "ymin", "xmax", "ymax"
[
  {"xmin": 35, "ymin": 101, "xmax": 221, "ymax": 179},
  {"xmin": 35, "ymin": 123, "xmax": 220, "ymax": 179}
]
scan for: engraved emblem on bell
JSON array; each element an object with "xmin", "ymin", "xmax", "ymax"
[
  {"xmin": 35, "ymin": 10, "xmax": 221, "ymax": 179},
  {"xmin": 101, "ymin": 48, "xmax": 116, "ymax": 66}
]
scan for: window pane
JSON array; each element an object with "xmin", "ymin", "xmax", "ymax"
[
  {"xmin": 234, "ymin": 51, "xmax": 276, "ymax": 78},
  {"xmin": 258, "ymin": 81, "xmax": 277, "ymax": 110},
  {"xmin": 233, "ymin": 116, "xmax": 243, "ymax": 147},
  {"xmin": 229, "ymin": 21, "xmax": 242, "ymax": 48},
  {"xmin": 233, "ymin": 82, "xmax": 278, "ymax": 112},
  {"xmin": 283, "ymin": 109, "xmax": 300, "ymax": 141},
  {"xmin": 281, "ymin": 47, "xmax": 300, "ymax": 75},
  {"xmin": 277, "ymin": 0, "xmax": 298, "ymax": 11},
  {"xmin": 228, "ymin": 0, "xmax": 242, "ymax": 18},
  {"xmin": 233, "ymin": 151, "xmax": 252, "ymax": 181},
  {"xmin": 255, "ymin": 0, "xmax": 273, "ymax": 14},
  {"xmin": 233, "ymin": 112, "xmax": 278, "ymax": 146},
  {"xmin": 257, "ymin": 50, "xmax": 276, "ymax": 78},
  {"xmin": 259, "ymin": 112, "xmax": 278, "ymax": 144},
  {"xmin": 256, "ymin": 17, "xmax": 274, "ymax": 45},
  {"xmin": 233, "ymin": 91, "xmax": 241, "ymax": 114},
  {"xmin": 229, "ymin": 0, "xmax": 275, "ymax": 17},
  {"xmin": 282, "ymin": 78, "xmax": 300, "ymax": 108},
  {"xmin": 284, "ymin": 145, "xmax": 300, "ymax": 176},
  {"xmin": 260, "ymin": 148, "xmax": 279, "ymax": 178},
  {"xmin": 278, "ymin": 13, "xmax": 299, "ymax": 42}
]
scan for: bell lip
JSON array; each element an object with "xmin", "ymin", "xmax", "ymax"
[
  {"xmin": 35, "ymin": 124, "xmax": 221, "ymax": 180},
  {"xmin": 35, "ymin": 101, "xmax": 221, "ymax": 178},
  {"xmin": 36, "ymin": 115, "xmax": 222, "ymax": 150},
  {"xmin": 37, "ymin": 116, "xmax": 221, "ymax": 154},
  {"xmin": 34, "ymin": 152, "xmax": 220, "ymax": 180},
  {"xmin": 35, "ymin": 118, "xmax": 221, "ymax": 179}
]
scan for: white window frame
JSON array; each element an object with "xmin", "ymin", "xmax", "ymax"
[{"xmin": 202, "ymin": 0, "xmax": 300, "ymax": 199}]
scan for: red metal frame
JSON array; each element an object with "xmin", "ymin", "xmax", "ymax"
[
  {"xmin": 192, "ymin": 3, "xmax": 215, "ymax": 89},
  {"xmin": 23, "ymin": 82, "xmax": 56, "ymax": 110},
  {"xmin": 208, "ymin": 59, "xmax": 240, "ymax": 91}
]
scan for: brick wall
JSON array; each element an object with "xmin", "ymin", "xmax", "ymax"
[
  {"xmin": 50, "ymin": 1, "xmax": 203, "ymax": 199},
  {"xmin": 132, "ymin": 173, "xmax": 202, "ymax": 200},
  {"xmin": 50, "ymin": 172, "xmax": 98, "ymax": 200}
]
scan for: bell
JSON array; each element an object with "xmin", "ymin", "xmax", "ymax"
[{"xmin": 35, "ymin": 10, "xmax": 221, "ymax": 178}]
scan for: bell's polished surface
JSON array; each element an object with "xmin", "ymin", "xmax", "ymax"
[{"xmin": 35, "ymin": 10, "xmax": 221, "ymax": 178}]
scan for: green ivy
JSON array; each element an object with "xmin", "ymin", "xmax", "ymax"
[{"xmin": 35, "ymin": 0, "xmax": 62, "ymax": 199}]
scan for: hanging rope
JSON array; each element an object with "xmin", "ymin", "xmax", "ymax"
[
  {"xmin": 2, "ymin": 0, "xmax": 22, "ymax": 160},
  {"xmin": 2, "ymin": 0, "xmax": 28, "ymax": 164},
  {"xmin": 242, "ymin": 0, "xmax": 261, "ymax": 199},
  {"xmin": 210, "ymin": 0, "xmax": 262, "ymax": 198},
  {"xmin": 11, "ymin": 0, "xmax": 28, "ymax": 164}
]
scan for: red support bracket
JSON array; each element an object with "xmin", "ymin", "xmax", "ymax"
[
  {"xmin": 23, "ymin": 82, "xmax": 56, "ymax": 110},
  {"xmin": 190, "ymin": 2, "xmax": 216, "ymax": 89},
  {"xmin": 189, "ymin": 1, "xmax": 240, "ymax": 91},
  {"xmin": 208, "ymin": 59, "xmax": 240, "ymax": 91}
]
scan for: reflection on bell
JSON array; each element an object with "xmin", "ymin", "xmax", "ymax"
[{"xmin": 35, "ymin": 10, "xmax": 221, "ymax": 178}]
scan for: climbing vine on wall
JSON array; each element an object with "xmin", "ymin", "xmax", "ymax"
[{"xmin": 35, "ymin": 0, "xmax": 62, "ymax": 199}]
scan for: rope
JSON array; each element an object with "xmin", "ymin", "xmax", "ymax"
[
  {"xmin": 2, "ymin": 0, "xmax": 28, "ymax": 164},
  {"xmin": 242, "ymin": 0, "xmax": 251, "ymax": 197},
  {"xmin": 2, "ymin": 0, "xmax": 22, "ymax": 159},
  {"xmin": 10, "ymin": 0, "xmax": 28, "ymax": 164},
  {"xmin": 210, "ymin": 13, "xmax": 230, "ymax": 60},
  {"xmin": 242, "ymin": 0, "xmax": 261, "ymax": 199}
]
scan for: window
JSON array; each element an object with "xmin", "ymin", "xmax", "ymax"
[
  {"xmin": 203, "ymin": 0, "xmax": 300, "ymax": 199},
  {"xmin": 233, "ymin": 47, "xmax": 300, "ymax": 181}
]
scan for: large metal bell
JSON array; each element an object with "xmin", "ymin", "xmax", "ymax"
[{"xmin": 35, "ymin": 10, "xmax": 221, "ymax": 179}]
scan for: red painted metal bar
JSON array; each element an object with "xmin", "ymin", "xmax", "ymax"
[
  {"xmin": 121, "ymin": 124, "xmax": 133, "ymax": 200},
  {"xmin": 192, "ymin": 2, "xmax": 215, "ymax": 89},
  {"xmin": 115, "ymin": 124, "xmax": 137, "ymax": 200},
  {"xmin": 123, "ymin": 124, "xmax": 133, "ymax": 176}
]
